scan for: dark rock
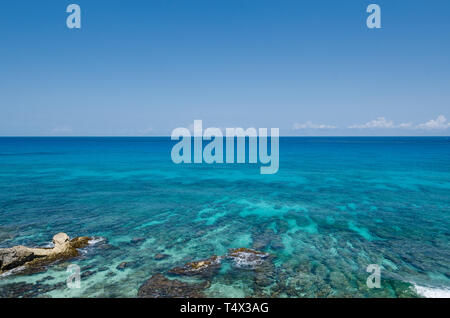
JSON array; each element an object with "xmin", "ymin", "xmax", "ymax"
[
  {"xmin": 81, "ymin": 270, "xmax": 95, "ymax": 278},
  {"xmin": 36, "ymin": 275, "xmax": 54, "ymax": 284},
  {"xmin": 130, "ymin": 237, "xmax": 145, "ymax": 244},
  {"xmin": 154, "ymin": 253, "xmax": 170, "ymax": 261},
  {"xmin": 168, "ymin": 256, "xmax": 221, "ymax": 278},
  {"xmin": 98, "ymin": 243, "xmax": 117, "ymax": 251},
  {"xmin": 116, "ymin": 262, "xmax": 129, "ymax": 271},
  {"xmin": 69, "ymin": 236, "xmax": 91, "ymax": 249},
  {"xmin": 194, "ymin": 230, "xmax": 207, "ymax": 238},
  {"xmin": 105, "ymin": 271, "xmax": 116, "ymax": 278},
  {"xmin": 82, "ymin": 264, "xmax": 95, "ymax": 271},
  {"xmin": 0, "ymin": 281, "xmax": 59, "ymax": 298},
  {"xmin": 138, "ymin": 273, "xmax": 208, "ymax": 298}
]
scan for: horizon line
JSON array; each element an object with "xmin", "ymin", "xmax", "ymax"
[{"xmin": 0, "ymin": 135, "xmax": 449, "ymax": 138}]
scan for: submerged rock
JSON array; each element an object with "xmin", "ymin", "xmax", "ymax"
[
  {"xmin": 130, "ymin": 237, "xmax": 145, "ymax": 245},
  {"xmin": 167, "ymin": 248, "xmax": 270, "ymax": 279},
  {"xmin": 154, "ymin": 253, "xmax": 170, "ymax": 261},
  {"xmin": 0, "ymin": 233, "xmax": 92, "ymax": 275},
  {"xmin": 139, "ymin": 247, "xmax": 271, "ymax": 297},
  {"xmin": 81, "ymin": 270, "xmax": 96, "ymax": 279},
  {"xmin": 138, "ymin": 273, "xmax": 208, "ymax": 298},
  {"xmin": 169, "ymin": 255, "xmax": 221, "ymax": 278},
  {"xmin": 227, "ymin": 248, "xmax": 270, "ymax": 269},
  {"xmin": 254, "ymin": 257, "xmax": 277, "ymax": 289},
  {"xmin": 252, "ymin": 228, "xmax": 282, "ymax": 251},
  {"xmin": 0, "ymin": 281, "xmax": 58, "ymax": 298},
  {"xmin": 116, "ymin": 262, "xmax": 129, "ymax": 271}
]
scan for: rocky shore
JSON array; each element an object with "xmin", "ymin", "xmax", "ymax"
[{"xmin": 0, "ymin": 233, "xmax": 91, "ymax": 275}]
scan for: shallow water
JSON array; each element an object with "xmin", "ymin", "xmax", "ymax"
[{"xmin": 0, "ymin": 137, "xmax": 449, "ymax": 298}]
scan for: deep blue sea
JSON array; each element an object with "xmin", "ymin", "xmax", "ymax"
[{"xmin": 0, "ymin": 137, "xmax": 449, "ymax": 297}]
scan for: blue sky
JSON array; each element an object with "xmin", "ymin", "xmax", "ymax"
[{"xmin": 1, "ymin": 0, "xmax": 449, "ymax": 136}]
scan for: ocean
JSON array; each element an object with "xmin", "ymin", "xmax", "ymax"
[{"xmin": 0, "ymin": 137, "xmax": 449, "ymax": 297}]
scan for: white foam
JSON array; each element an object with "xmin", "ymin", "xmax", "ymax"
[
  {"xmin": 88, "ymin": 237, "xmax": 106, "ymax": 246},
  {"xmin": 43, "ymin": 242, "xmax": 54, "ymax": 248},
  {"xmin": 229, "ymin": 251, "xmax": 269, "ymax": 269},
  {"xmin": 413, "ymin": 283, "xmax": 450, "ymax": 298},
  {"xmin": 0, "ymin": 266, "xmax": 26, "ymax": 278}
]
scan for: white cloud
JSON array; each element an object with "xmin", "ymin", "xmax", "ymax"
[
  {"xmin": 349, "ymin": 115, "xmax": 450, "ymax": 131},
  {"xmin": 292, "ymin": 121, "xmax": 337, "ymax": 130},
  {"xmin": 417, "ymin": 115, "xmax": 450, "ymax": 130},
  {"xmin": 348, "ymin": 117, "xmax": 395, "ymax": 129}
]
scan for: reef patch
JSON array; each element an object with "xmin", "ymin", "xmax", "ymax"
[
  {"xmin": 169, "ymin": 255, "xmax": 222, "ymax": 278},
  {"xmin": 227, "ymin": 248, "xmax": 270, "ymax": 269},
  {"xmin": 138, "ymin": 273, "xmax": 209, "ymax": 298}
]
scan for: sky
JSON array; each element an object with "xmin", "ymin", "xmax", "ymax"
[{"xmin": 0, "ymin": 0, "xmax": 449, "ymax": 136}]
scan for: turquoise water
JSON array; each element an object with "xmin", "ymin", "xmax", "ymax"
[{"xmin": 0, "ymin": 137, "xmax": 449, "ymax": 297}]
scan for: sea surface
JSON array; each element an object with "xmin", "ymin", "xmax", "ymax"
[{"xmin": 0, "ymin": 137, "xmax": 449, "ymax": 298}]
